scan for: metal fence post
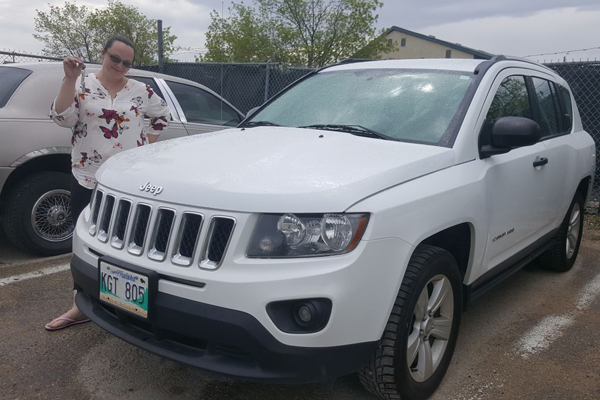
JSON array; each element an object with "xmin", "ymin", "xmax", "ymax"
[
  {"xmin": 264, "ymin": 61, "xmax": 271, "ymax": 103},
  {"xmin": 157, "ymin": 19, "xmax": 164, "ymax": 74}
]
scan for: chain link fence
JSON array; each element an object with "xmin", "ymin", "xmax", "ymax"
[{"xmin": 0, "ymin": 50, "xmax": 62, "ymax": 64}]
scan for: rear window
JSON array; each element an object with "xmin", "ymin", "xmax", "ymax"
[
  {"xmin": 531, "ymin": 77, "xmax": 561, "ymax": 137},
  {"xmin": 0, "ymin": 67, "xmax": 32, "ymax": 108},
  {"xmin": 555, "ymin": 83, "xmax": 573, "ymax": 133}
]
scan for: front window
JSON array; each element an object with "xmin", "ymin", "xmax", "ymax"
[
  {"xmin": 249, "ymin": 69, "xmax": 474, "ymax": 146},
  {"xmin": 167, "ymin": 81, "xmax": 241, "ymax": 126},
  {"xmin": 480, "ymin": 75, "xmax": 532, "ymax": 146}
]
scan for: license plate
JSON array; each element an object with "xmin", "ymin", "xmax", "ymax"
[{"xmin": 99, "ymin": 261, "xmax": 149, "ymax": 318}]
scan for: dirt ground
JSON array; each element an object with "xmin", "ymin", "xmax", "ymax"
[
  {"xmin": 1, "ymin": 207, "xmax": 599, "ymax": 400},
  {"xmin": 583, "ymin": 210, "xmax": 600, "ymax": 240}
]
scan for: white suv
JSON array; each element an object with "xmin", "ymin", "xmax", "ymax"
[{"xmin": 70, "ymin": 57, "xmax": 595, "ymax": 400}]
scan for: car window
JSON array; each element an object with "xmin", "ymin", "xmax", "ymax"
[
  {"xmin": 166, "ymin": 81, "xmax": 241, "ymax": 126},
  {"xmin": 556, "ymin": 83, "xmax": 573, "ymax": 133},
  {"xmin": 531, "ymin": 77, "xmax": 560, "ymax": 137},
  {"xmin": 481, "ymin": 75, "xmax": 532, "ymax": 145},
  {"xmin": 0, "ymin": 67, "xmax": 32, "ymax": 108}
]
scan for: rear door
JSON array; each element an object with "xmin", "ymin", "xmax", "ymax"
[
  {"xmin": 161, "ymin": 80, "xmax": 243, "ymax": 135},
  {"xmin": 529, "ymin": 76, "xmax": 577, "ymax": 226}
]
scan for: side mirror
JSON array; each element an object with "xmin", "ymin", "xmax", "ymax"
[
  {"xmin": 246, "ymin": 106, "xmax": 260, "ymax": 118},
  {"xmin": 480, "ymin": 116, "xmax": 541, "ymax": 159}
]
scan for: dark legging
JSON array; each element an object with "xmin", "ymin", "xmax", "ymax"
[
  {"xmin": 70, "ymin": 175, "xmax": 93, "ymax": 222},
  {"xmin": 70, "ymin": 175, "xmax": 93, "ymax": 290}
]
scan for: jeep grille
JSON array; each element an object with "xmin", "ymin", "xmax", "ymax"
[
  {"xmin": 89, "ymin": 190, "xmax": 235, "ymax": 269},
  {"xmin": 202, "ymin": 217, "xmax": 236, "ymax": 270}
]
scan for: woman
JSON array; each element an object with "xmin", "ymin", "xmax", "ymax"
[{"xmin": 45, "ymin": 35, "xmax": 171, "ymax": 330}]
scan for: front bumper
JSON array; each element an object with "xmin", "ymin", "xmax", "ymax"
[{"xmin": 72, "ymin": 254, "xmax": 378, "ymax": 383}]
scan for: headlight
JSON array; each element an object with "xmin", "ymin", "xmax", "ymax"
[{"xmin": 247, "ymin": 213, "xmax": 369, "ymax": 258}]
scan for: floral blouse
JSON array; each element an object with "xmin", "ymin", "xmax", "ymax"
[{"xmin": 50, "ymin": 73, "xmax": 171, "ymax": 189}]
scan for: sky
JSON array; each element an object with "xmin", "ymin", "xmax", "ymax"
[{"xmin": 1, "ymin": 0, "xmax": 599, "ymax": 63}]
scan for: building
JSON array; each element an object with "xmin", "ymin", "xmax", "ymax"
[{"xmin": 381, "ymin": 26, "xmax": 492, "ymax": 60}]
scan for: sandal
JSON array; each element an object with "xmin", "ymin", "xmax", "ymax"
[{"xmin": 45, "ymin": 317, "xmax": 91, "ymax": 331}]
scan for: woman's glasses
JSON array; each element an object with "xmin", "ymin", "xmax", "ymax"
[{"xmin": 107, "ymin": 52, "xmax": 132, "ymax": 69}]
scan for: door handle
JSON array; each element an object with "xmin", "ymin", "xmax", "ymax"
[{"xmin": 533, "ymin": 157, "xmax": 549, "ymax": 168}]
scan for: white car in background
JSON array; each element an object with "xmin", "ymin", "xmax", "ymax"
[{"xmin": 0, "ymin": 63, "xmax": 244, "ymax": 256}]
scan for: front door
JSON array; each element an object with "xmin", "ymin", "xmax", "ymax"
[{"xmin": 479, "ymin": 70, "xmax": 551, "ymax": 272}]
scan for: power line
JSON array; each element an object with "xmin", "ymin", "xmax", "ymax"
[
  {"xmin": 523, "ymin": 46, "xmax": 600, "ymax": 57},
  {"xmin": 177, "ymin": 46, "xmax": 206, "ymax": 51}
]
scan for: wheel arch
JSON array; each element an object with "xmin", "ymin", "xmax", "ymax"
[
  {"xmin": 418, "ymin": 223, "xmax": 473, "ymax": 284},
  {"xmin": 1, "ymin": 153, "xmax": 71, "ymax": 203},
  {"xmin": 576, "ymin": 175, "xmax": 592, "ymax": 204}
]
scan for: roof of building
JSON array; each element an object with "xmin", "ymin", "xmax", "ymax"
[{"xmin": 386, "ymin": 26, "xmax": 494, "ymax": 60}]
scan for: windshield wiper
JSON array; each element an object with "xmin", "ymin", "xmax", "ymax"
[
  {"xmin": 241, "ymin": 120, "xmax": 281, "ymax": 128},
  {"xmin": 298, "ymin": 124, "xmax": 392, "ymax": 140}
]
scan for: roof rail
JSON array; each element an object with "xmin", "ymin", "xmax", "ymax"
[
  {"xmin": 335, "ymin": 58, "xmax": 376, "ymax": 65},
  {"xmin": 474, "ymin": 54, "xmax": 555, "ymax": 75},
  {"xmin": 317, "ymin": 58, "xmax": 376, "ymax": 73},
  {"xmin": 501, "ymin": 55, "xmax": 556, "ymax": 72}
]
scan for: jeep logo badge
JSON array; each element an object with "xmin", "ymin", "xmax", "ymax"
[{"xmin": 139, "ymin": 182, "xmax": 164, "ymax": 196}]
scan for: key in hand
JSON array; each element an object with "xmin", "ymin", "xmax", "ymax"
[{"xmin": 80, "ymin": 64, "xmax": 86, "ymax": 94}]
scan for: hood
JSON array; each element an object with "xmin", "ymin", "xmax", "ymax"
[{"xmin": 97, "ymin": 127, "xmax": 456, "ymax": 213}]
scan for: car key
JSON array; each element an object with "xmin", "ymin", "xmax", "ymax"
[{"xmin": 79, "ymin": 63, "xmax": 86, "ymax": 94}]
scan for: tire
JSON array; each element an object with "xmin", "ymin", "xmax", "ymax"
[
  {"xmin": 539, "ymin": 192, "xmax": 585, "ymax": 272},
  {"xmin": 1, "ymin": 171, "xmax": 73, "ymax": 256},
  {"xmin": 359, "ymin": 245, "xmax": 462, "ymax": 400}
]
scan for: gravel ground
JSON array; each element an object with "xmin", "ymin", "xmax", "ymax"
[{"xmin": 1, "ymin": 217, "xmax": 599, "ymax": 400}]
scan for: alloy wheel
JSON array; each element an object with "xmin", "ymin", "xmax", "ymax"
[
  {"xmin": 407, "ymin": 274, "xmax": 454, "ymax": 382},
  {"xmin": 566, "ymin": 202, "xmax": 581, "ymax": 260}
]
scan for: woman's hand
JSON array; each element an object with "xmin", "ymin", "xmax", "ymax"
[
  {"xmin": 54, "ymin": 57, "xmax": 84, "ymax": 114},
  {"xmin": 63, "ymin": 56, "xmax": 85, "ymax": 80}
]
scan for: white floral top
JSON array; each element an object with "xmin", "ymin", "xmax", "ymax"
[{"xmin": 50, "ymin": 73, "xmax": 171, "ymax": 188}]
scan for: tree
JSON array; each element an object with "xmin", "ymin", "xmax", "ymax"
[
  {"xmin": 34, "ymin": 1, "xmax": 177, "ymax": 65},
  {"xmin": 33, "ymin": 2, "xmax": 96, "ymax": 62},
  {"xmin": 202, "ymin": 0, "xmax": 394, "ymax": 67},
  {"xmin": 88, "ymin": 1, "xmax": 177, "ymax": 65},
  {"xmin": 200, "ymin": 3, "xmax": 286, "ymax": 63}
]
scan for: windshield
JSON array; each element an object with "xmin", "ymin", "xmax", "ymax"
[{"xmin": 250, "ymin": 69, "xmax": 474, "ymax": 145}]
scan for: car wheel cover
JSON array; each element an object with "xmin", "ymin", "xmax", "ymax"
[
  {"xmin": 407, "ymin": 274, "xmax": 454, "ymax": 383},
  {"xmin": 30, "ymin": 189, "xmax": 74, "ymax": 242},
  {"xmin": 566, "ymin": 202, "xmax": 581, "ymax": 260}
]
